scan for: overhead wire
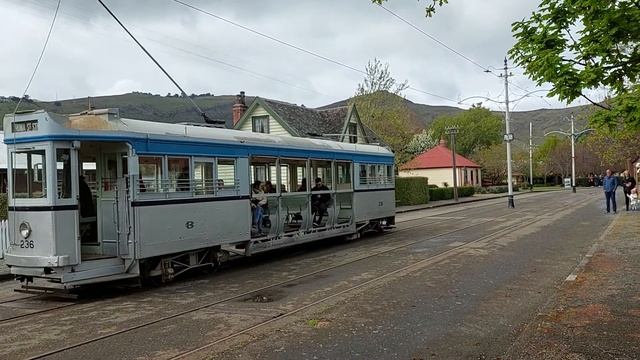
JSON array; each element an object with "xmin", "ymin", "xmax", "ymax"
[
  {"xmin": 13, "ymin": 0, "xmax": 61, "ymax": 114},
  {"xmin": 17, "ymin": 0, "xmax": 340, "ymax": 102},
  {"xmin": 171, "ymin": 0, "xmax": 459, "ymax": 104},
  {"xmin": 378, "ymin": 4, "xmax": 550, "ymax": 104}
]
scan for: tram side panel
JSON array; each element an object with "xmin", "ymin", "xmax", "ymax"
[
  {"xmin": 353, "ymin": 189, "xmax": 395, "ymax": 223},
  {"xmin": 134, "ymin": 200, "xmax": 250, "ymax": 259}
]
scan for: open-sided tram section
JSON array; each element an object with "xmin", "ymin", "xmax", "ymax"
[{"xmin": 3, "ymin": 109, "xmax": 395, "ymax": 290}]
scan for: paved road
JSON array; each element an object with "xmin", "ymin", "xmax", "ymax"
[{"xmin": 0, "ymin": 189, "xmax": 613, "ymax": 359}]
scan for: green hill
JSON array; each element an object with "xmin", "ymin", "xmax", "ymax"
[{"xmin": 1, "ymin": 92, "xmax": 595, "ymax": 145}]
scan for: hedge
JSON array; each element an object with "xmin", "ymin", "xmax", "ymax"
[
  {"xmin": 474, "ymin": 185, "xmax": 520, "ymax": 194},
  {"xmin": 428, "ymin": 186, "xmax": 476, "ymax": 201},
  {"xmin": 395, "ymin": 177, "xmax": 429, "ymax": 206}
]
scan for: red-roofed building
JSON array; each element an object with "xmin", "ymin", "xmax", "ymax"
[{"xmin": 399, "ymin": 139, "xmax": 482, "ymax": 187}]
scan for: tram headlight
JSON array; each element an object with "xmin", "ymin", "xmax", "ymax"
[{"xmin": 19, "ymin": 221, "xmax": 32, "ymax": 239}]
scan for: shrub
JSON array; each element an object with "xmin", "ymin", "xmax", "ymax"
[
  {"xmin": 428, "ymin": 186, "xmax": 475, "ymax": 201},
  {"xmin": 0, "ymin": 193, "xmax": 6, "ymax": 220},
  {"xmin": 395, "ymin": 177, "xmax": 429, "ymax": 206},
  {"xmin": 474, "ymin": 185, "xmax": 519, "ymax": 194}
]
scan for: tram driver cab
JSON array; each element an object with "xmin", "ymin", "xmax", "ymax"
[{"xmin": 4, "ymin": 109, "xmax": 135, "ymax": 286}]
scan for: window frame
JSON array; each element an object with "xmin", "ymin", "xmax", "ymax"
[{"xmin": 251, "ymin": 115, "xmax": 270, "ymax": 134}]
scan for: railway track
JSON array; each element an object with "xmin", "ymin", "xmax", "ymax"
[
  {"xmin": 23, "ymin": 193, "xmax": 594, "ymax": 360},
  {"xmin": 0, "ymin": 194, "xmax": 533, "ymax": 326}
]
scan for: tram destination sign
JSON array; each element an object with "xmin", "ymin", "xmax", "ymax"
[{"xmin": 12, "ymin": 120, "xmax": 38, "ymax": 133}]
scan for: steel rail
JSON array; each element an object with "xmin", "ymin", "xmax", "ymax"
[{"xmin": 24, "ymin": 194, "xmax": 594, "ymax": 360}]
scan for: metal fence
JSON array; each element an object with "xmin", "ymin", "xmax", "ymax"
[{"xmin": 0, "ymin": 220, "xmax": 8, "ymax": 259}]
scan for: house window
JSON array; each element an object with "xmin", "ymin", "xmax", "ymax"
[
  {"xmin": 252, "ymin": 115, "xmax": 269, "ymax": 133},
  {"xmin": 347, "ymin": 123, "xmax": 357, "ymax": 143}
]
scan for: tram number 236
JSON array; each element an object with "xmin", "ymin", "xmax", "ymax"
[{"xmin": 19, "ymin": 240, "xmax": 35, "ymax": 249}]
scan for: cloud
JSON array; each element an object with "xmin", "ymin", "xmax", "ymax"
[{"xmin": 1, "ymin": 0, "xmax": 571, "ymax": 111}]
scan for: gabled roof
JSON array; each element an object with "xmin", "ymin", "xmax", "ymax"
[
  {"xmin": 400, "ymin": 139, "xmax": 481, "ymax": 170},
  {"xmin": 234, "ymin": 97, "xmax": 373, "ymax": 143}
]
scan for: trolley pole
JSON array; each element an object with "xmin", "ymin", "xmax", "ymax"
[
  {"xmin": 500, "ymin": 58, "xmax": 515, "ymax": 208},
  {"xmin": 445, "ymin": 125, "xmax": 460, "ymax": 202}
]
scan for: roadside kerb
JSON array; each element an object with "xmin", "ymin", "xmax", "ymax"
[{"xmin": 396, "ymin": 191, "xmax": 535, "ymax": 214}]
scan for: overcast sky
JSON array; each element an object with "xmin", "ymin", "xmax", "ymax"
[{"xmin": 1, "ymin": 0, "xmax": 592, "ymax": 111}]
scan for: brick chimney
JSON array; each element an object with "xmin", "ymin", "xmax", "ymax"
[{"xmin": 232, "ymin": 91, "xmax": 247, "ymax": 126}]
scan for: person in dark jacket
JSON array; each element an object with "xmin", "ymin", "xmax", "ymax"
[
  {"xmin": 79, "ymin": 176, "xmax": 96, "ymax": 218},
  {"xmin": 311, "ymin": 178, "xmax": 330, "ymax": 226},
  {"xmin": 602, "ymin": 169, "xmax": 618, "ymax": 214},
  {"xmin": 622, "ymin": 170, "xmax": 637, "ymax": 211}
]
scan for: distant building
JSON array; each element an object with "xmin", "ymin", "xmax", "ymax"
[
  {"xmin": 398, "ymin": 139, "xmax": 481, "ymax": 187},
  {"xmin": 231, "ymin": 91, "xmax": 378, "ymax": 144}
]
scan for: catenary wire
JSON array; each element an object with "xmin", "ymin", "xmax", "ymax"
[
  {"xmin": 171, "ymin": 0, "xmax": 459, "ymax": 104},
  {"xmin": 15, "ymin": 0, "xmax": 341, "ymax": 102},
  {"xmin": 13, "ymin": 0, "xmax": 61, "ymax": 114}
]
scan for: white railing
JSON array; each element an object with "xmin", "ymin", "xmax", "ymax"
[{"xmin": 0, "ymin": 220, "xmax": 8, "ymax": 259}]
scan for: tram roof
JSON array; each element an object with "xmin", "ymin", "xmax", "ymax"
[{"xmin": 3, "ymin": 109, "xmax": 394, "ymax": 161}]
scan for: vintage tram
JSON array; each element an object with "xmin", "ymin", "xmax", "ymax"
[{"xmin": 3, "ymin": 108, "xmax": 395, "ymax": 289}]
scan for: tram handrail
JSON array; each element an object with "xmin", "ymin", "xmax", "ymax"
[{"xmin": 0, "ymin": 219, "xmax": 8, "ymax": 259}]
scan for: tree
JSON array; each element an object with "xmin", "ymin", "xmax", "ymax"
[
  {"xmin": 371, "ymin": 0, "xmax": 448, "ymax": 17},
  {"xmin": 352, "ymin": 59, "xmax": 416, "ymax": 165},
  {"xmin": 583, "ymin": 130, "xmax": 640, "ymax": 171},
  {"xmin": 356, "ymin": 58, "xmax": 408, "ymax": 96},
  {"xmin": 429, "ymin": 106, "xmax": 502, "ymax": 158},
  {"xmin": 406, "ymin": 129, "xmax": 437, "ymax": 157},
  {"xmin": 473, "ymin": 144, "xmax": 506, "ymax": 186},
  {"xmin": 510, "ymin": 1, "xmax": 640, "ymax": 129}
]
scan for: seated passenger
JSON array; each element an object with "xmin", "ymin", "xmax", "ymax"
[
  {"xmin": 297, "ymin": 178, "xmax": 307, "ymax": 192},
  {"xmin": 264, "ymin": 180, "xmax": 276, "ymax": 193},
  {"xmin": 251, "ymin": 180, "xmax": 267, "ymax": 234},
  {"xmin": 311, "ymin": 177, "xmax": 330, "ymax": 226}
]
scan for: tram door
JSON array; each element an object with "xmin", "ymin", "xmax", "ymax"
[{"xmin": 97, "ymin": 150, "xmax": 129, "ymax": 257}]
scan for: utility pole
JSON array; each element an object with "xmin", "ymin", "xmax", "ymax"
[
  {"xmin": 570, "ymin": 114, "xmax": 576, "ymax": 193},
  {"xmin": 529, "ymin": 122, "xmax": 534, "ymax": 191},
  {"xmin": 445, "ymin": 125, "xmax": 460, "ymax": 202},
  {"xmin": 544, "ymin": 113, "xmax": 593, "ymax": 193},
  {"xmin": 500, "ymin": 58, "xmax": 515, "ymax": 208}
]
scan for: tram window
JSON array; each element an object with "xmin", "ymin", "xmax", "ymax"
[
  {"xmin": 139, "ymin": 156, "xmax": 163, "ymax": 192},
  {"xmin": 368, "ymin": 165, "xmax": 377, "ymax": 184},
  {"xmin": 279, "ymin": 165, "xmax": 290, "ymax": 192},
  {"xmin": 168, "ymin": 157, "xmax": 191, "ymax": 192},
  {"xmin": 311, "ymin": 160, "xmax": 333, "ymax": 190},
  {"xmin": 386, "ymin": 165, "xmax": 394, "ymax": 185},
  {"xmin": 336, "ymin": 162, "xmax": 352, "ymax": 190},
  {"xmin": 280, "ymin": 158, "xmax": 307, "ymax": 192},
  {"xmin": 359, "ymin": 164, "xmax": 367, "ymax": 185},
  {"xmin": 216, "ymin": 158, "xmax": 236, "ymax": 189},
  {"xmin": 377, "ymin": 165, "xmax": 385, "ymax": 184},
  {"xmin": 56, "ymin": 149, "xmax": 72, "ymax": 199},
  {"xmin": 194, "ymin": 159, "xmax": 214, "ymax": 195},
  {"xmin": 250, "ymin": 157, "xmax": 277, "ymax": 193},
  {"xmin": 11, "ymin": 150, "xmax": 47, "ymax": 199}
]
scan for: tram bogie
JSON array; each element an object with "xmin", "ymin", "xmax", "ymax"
[{"xmin": 3, "ymin": 109, "xmax": 395, "ymax": 288}]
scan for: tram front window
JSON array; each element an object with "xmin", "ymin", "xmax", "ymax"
[{"xmin": 11, "ymin": 149, "xmax": 47, "ymax": 199}]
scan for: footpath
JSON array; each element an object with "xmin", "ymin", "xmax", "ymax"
[{"xmin": 1, "ymin": 190, "xmax": 637, "ymax": 358}]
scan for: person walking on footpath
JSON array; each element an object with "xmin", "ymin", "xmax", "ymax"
[
  {"xmin": 602, "ymin": 169, "xmax": 618, "ymax": 214},
  {"xmin": 622, "ymin": 170, "xmax": 636, "ymax": 211}
]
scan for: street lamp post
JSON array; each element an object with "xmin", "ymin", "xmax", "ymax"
[
  {"xmin": 500, "ymin": 58, "xmax": 515, "ymax": 208},
  {"xmin": 445, "ymin": 125, "xmax": 460, "ymax": 202},
  {"xmin": 544, "ymin": 114, "xmax": 594, "ymax": 193}
]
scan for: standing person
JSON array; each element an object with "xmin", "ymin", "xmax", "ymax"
[
  {"xmin": 622, "ymin": 170, "xmax": 637, "ymax": 211},
  {"xmin": 602, "ymin": 169, "xmax": 618, "ymax": 214},
  {"xmin": 311, "ymin": 177, "xmax": 330, "ymax": 226},
  {"xmin": 251, "ymin": 180, "xmax": 267, "ymax": 234}
]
